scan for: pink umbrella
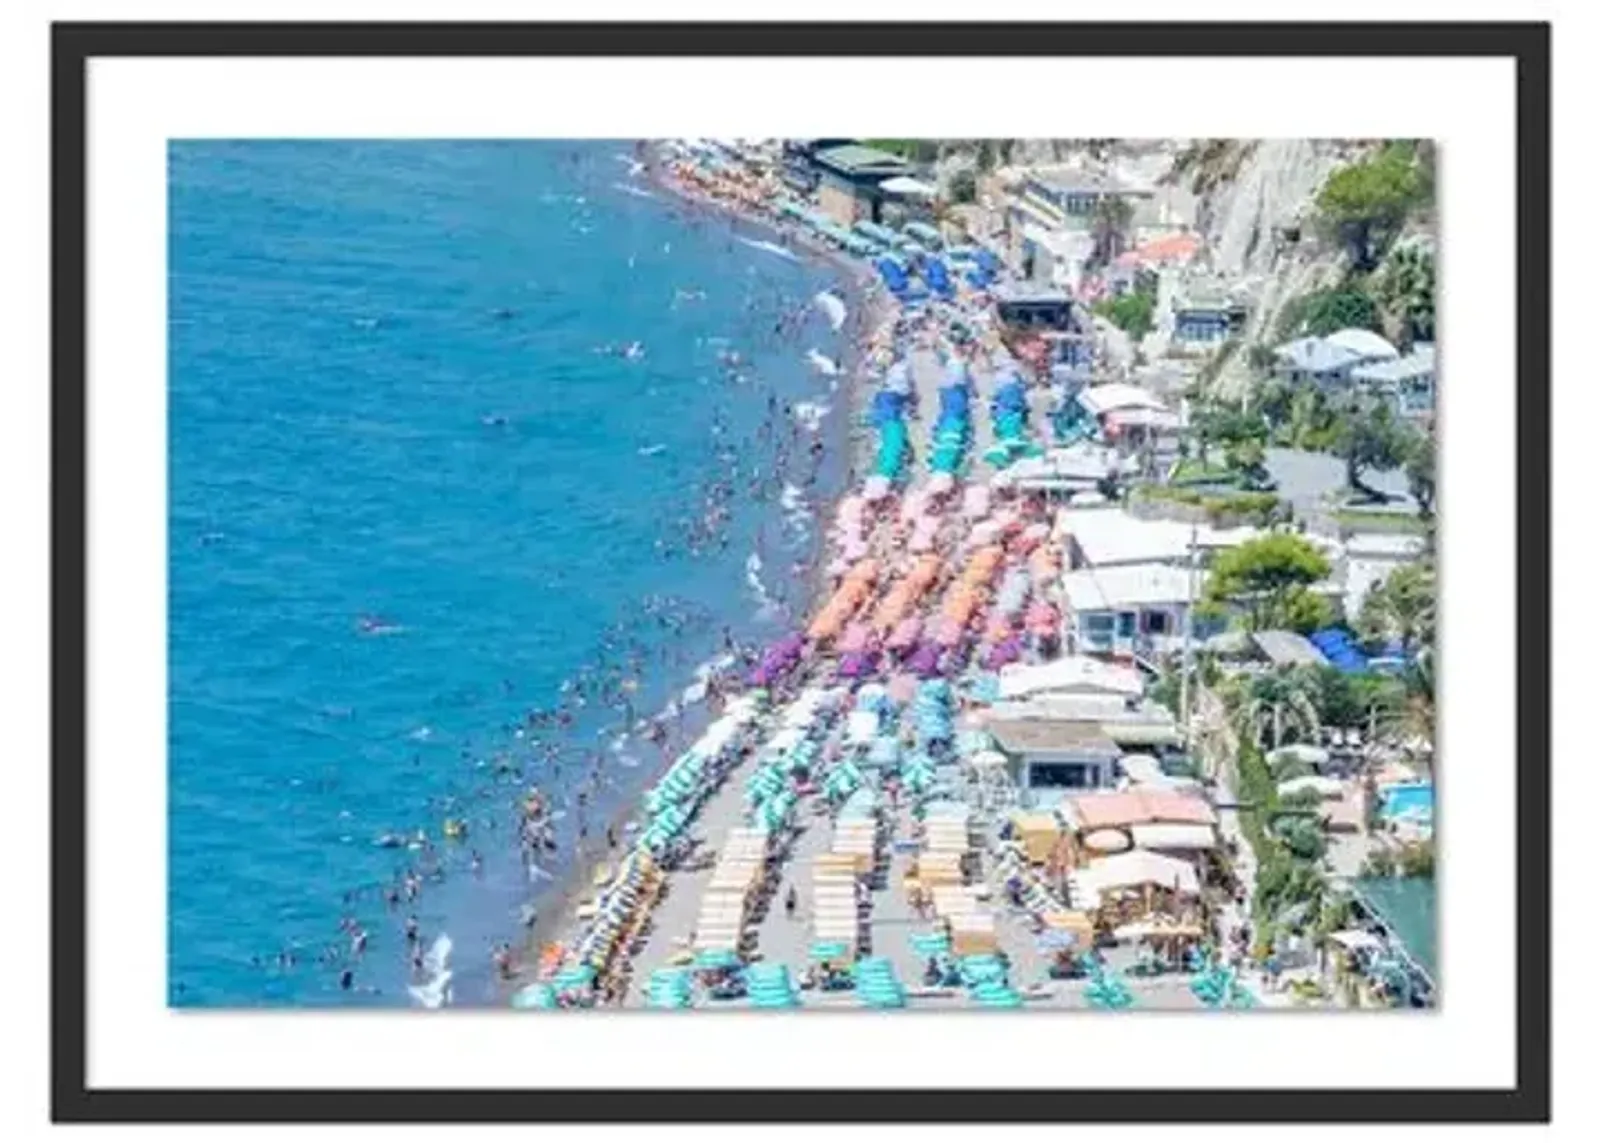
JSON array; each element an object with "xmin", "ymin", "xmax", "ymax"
[
  {"xmin": 932, "ymin": 615, "xmax": 966, "ymax": 648},
  {"xmin": 838, "ymin": 622, "xmax": 875, "ymax": 655},
  {"xmin": 1025, "ymin": 601, "xmax": 1060, "ymax": 634},
  {"xmin": 886, "ymin": 672, "xmax": 919, "ymax": 703},
  {"xmin": 887, "ymin": 616, "xmax": 923, "ymax": 651},
  {"xmin": 909, "ymin": 643, "xmax": 943, "ymax": 677},
  {"xmin": 961, "ymin": 485, "xmax": 991, "ymax": 519}
]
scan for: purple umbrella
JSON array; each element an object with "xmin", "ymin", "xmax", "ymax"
[
  {"xmin": 909, "ymin": 643, "xmax": 943, "ymax": 678},
  {"xmin": 836, "ymin": 651, "xmax": 878, "ymax": 680}
]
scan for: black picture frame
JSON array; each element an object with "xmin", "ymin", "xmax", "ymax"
[{"xmin": 50, "ymin": 19, "xmax": 1552, "ymax": 1125}]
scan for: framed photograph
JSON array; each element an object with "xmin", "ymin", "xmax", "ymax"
[{"xmin": 52, "ymin": 19, "xmax": 1550, "ymax": 1123}]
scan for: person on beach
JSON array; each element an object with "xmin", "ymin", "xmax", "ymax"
[{"xmin": 785, "ymin": 884, "xmax": 798, "ymax": 919}]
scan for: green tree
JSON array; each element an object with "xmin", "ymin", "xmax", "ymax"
[
  {"xmin": 1278, "ymin": 583, "xmax": 1337, "ymax": 634},
  {"xmin": 1206, "ymin": 533, "xmax": 1332, "ymax": 630},
  {"xmin": 947, "ymin": 167, "xmax": 978, "ymax": 205},
  {"xmin": 1289, "ymin": 287, "xmax": 1381, "ymax": 338},
  {"xmin": 1241, "ymin": 666, "xmax": 1323, "ymax": 750},
  {"xmin": 1332, "ymin": 400, "xmax": 1407, "ymax": 500},
  {"xmin": 1315, "ymin": 145, "xmax": 1425, "ymax": 270},
  {"xmin": 1276, "ymin": 816, "xmax": 1327, "ymax": 862},
  {"xmin": 1402, "ymin": 430, "xmax": 1436, "ymax": 518},
  {"xmin": 1310, "ymin": 667, "xmax": 1406, "ymax": 731},
  {"xmin": 1357, "ymin": 562, "xmax": 1436, "ymax": 660},
  {"xmin": 1373, "ymin": 242, "xmax": 1435, "ymax": 347},
  {"xmin": 1093, "ymin": 288, "xmax": 1156, "ymax": 341}
]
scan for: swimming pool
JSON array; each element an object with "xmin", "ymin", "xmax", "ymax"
[{"xmin": 1379, "ymin": 782, "xmax": 1435, "ymax": 822}]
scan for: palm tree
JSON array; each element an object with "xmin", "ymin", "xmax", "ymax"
[
  {"xmin": 1357, "ymin": 562, "xmax": 1435, "ymax": 660},
  {"xmin": 1374, "ymin": 242, "xmax": 1435, "ymax": 349},
  {"xmin": 1241, "ymin": 667, "xmax": 1322, "ymax": 751}
]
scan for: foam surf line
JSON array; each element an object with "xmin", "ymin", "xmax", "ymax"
[
  {"xmin": 407, "ymin": 933, "xmax": 454, "ymax": 1009},
  {"xmin": 736, "ymin": 236, "xmax": 801, "ymax": 262},
  {"xmin": 814, "ymin": 290, "xmax": 848, "ymax": 331},
  {"xmin": 806, "ymin": 349, "xmax": 841, "ymax": 376},
  {"xmin": 791, "ymin": 400, "xmax": 830, "ymax": 432}
]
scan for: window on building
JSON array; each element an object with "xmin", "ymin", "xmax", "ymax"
[
  {"xmin": 1083, "ymin": 613, "xmax": 1115, "ymax": 645},
  {"xmin": 1144, "ymin": 610, "xmax": 1170, "ymax": 635},
  {"xmin": 1116, "ymin": 611, "xmax": 1137, "ymax": 639},
  {"xmin": 1029, "ymin": 762, "xmax": 1098, "ymax": 789}
]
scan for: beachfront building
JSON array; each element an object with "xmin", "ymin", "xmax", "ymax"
[
  {"xmin": 809, "ymin": 144, "xmax": 915, "ymax": 226},
  {"xmin": 1350, "ymin": 343, "xmax": 1436, "ymax": 422},
  {"xmin": 991, "ymin": 282, "xmax": 1076, "ymax": 331},
  {"xmin": 1060, "ymin": 563, "xmax": 1209, "ymax": 662},
  {"xmin": 877, "ymin": 175, "xmax": 940, "ymax": 228},
  {"xmin": 1056, "ymin": 504, "xmax": 1260, "ymax": 572},
  {"xmin": 987, "ymin": 717, "xmax": 1124, "ymax": 795},
  {"xmin": 996, "ymin": 655, "xmax": 1145, "ymax": 704},
  {"xmin": 1075, "ymin": 382, "xmax": 1182, "ymax": 453},
  {"xmin": 1273, "ymin": 328, "xmax": 1400, "ymax": 391}
]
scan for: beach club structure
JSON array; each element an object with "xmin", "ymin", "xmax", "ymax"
[{"xmin": 808, "ymin": 143, "xmax": 916, "ymax": 226}]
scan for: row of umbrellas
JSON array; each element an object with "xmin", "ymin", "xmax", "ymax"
[{"xmin": 638, "ymin": 699, "xmax": 761, "ymax": 855}]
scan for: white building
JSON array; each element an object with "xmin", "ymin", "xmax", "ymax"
[
  {"xmin": 1274, "ymin": 328, "xmax": 1400, "ymax": 390},
  {"xmin": 996, "ymin": 656, "xmax": 1145, "ymax": 703},
  {"xmin": 1055, "ymin": 505, "xmax": 1261, "ymax": 571},
  {"xmin": 1350, "ymin": 343, "xmax": 1436, "ymax": 422},
  {"xmin": 1059, "ymin": 563, "xmax": 1204, "ymax": 659}
]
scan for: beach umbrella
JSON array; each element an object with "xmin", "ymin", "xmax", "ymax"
[
  {"xmin": 885, "ymin": 671, "xmax": 919, "ymax": 704},
  {"xmin": 839, "ymin": 622, "xmax": 875, "ymax": 655},
  {"xmin": 511, "ymin": 983, "xmax": 559, "ymax": 1010},
  {"xmin": 908, "ymin": 642, "xmax": 943, "ymax": 678}
]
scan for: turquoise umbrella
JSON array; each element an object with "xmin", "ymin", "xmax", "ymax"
[{"xmin": 511, "ymin": 983, "xmax": 558, "ymax": 1010}]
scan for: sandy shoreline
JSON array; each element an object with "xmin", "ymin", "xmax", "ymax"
[{"xmin": 504, "ymin": 152, "xmax": 888, "ymax": 996}]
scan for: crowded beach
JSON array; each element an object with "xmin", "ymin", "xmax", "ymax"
[{"xmin": 509, "ymin": 138, "xmax": 1437, "ymax": 1012}]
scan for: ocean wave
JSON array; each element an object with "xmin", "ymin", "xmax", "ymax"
[
  {"xmin": 791, "ymin": 400, "xmax": 830, "ymax": 433},
  {"xmin": 814, "ymin": 290, "xmax": 847, "ymax": 331},
  {"xmin": 806, "ymin": 349, "xmax": 841, "ymax": 377},
  {"xmin": 612, "ymin": 182, "xmax": 657, "ymax": 201},
  {"xmin": 736, "ymin": 236, "xmax": 800, "ymax": 263},
  {"xmin": 406, "ymin": 933, "xmax": 453, "ymax": 1009}
]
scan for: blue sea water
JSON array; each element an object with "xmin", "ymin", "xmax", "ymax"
[{"xmin": 168, "ymin": 140, "xmax": 848, "ymax": 1006}]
